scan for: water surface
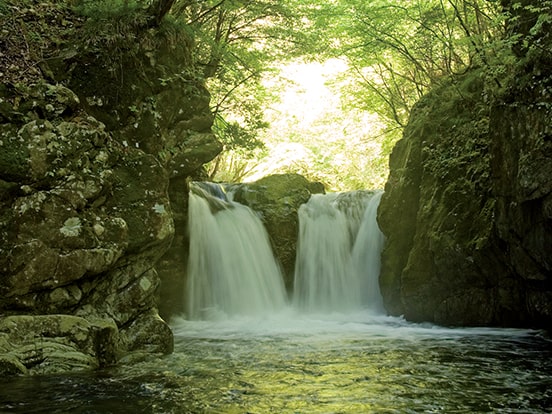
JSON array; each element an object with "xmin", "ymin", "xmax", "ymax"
[{"xmin": 1, "ymin": 311, "xmax": 550, "ymax": 413}]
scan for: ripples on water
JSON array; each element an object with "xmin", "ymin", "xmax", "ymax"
[{"xmin": 1, "ymin": 311, "xmax": 551, "ymax": 413}]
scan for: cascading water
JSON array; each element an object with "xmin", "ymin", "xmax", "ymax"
[
  {"xmin": 293, "ymin": 193, "xmax": 358, "ymax": 311},
  {"xmin": 186, "ymin": 182, "xmax": 287, "ymax": 320},
  {"xmin": 293, "ymin": 190, "xmax": 385, "ymax": 313},
  {"xmin": 187, "ymin": 183, "xmax": 385, "ymax": 319},
  {"xmin": 352, "ymin": 190, "xmax": 385, "ymax": 312}
]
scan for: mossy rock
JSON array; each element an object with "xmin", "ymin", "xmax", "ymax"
[
  {"xmin": 379, "ymin": 56, "xmax": 552, "ymax": 328},
  {"xmin": 234, "ymin": 174, "xmax": 325, "ymax": 290},
  {"xmin": 0, "ymin": 315, "xmax": 120, "ymax": 375}
]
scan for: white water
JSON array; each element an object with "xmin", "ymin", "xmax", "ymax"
[
  {"xmin": 352, "ymin": 190, "xmax": 385, "ymax": 312},
  {"xmin": 186, "ymin": 185, "xmax": 385, "ymax": 320},
  {"xmin": 186, "ymin": 184, "xmax": 287, "ymax": 320},
  {"xmin": 293, "ymin": 191, "xmax": 385, "ymax": 313},
  {"xmin": 293, "ymin": 193, "xmax": 358, "ymax": 311}
]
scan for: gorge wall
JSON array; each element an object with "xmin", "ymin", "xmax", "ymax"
[
  {"xmin": 378, "ymin": 0, "xmax": 551, "ymax": 327},
  {"xmin": 0, "ymin": 1, "xmax": 220, "ymax": 374}
]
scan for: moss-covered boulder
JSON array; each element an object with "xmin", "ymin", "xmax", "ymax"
[
  {"xmin": 233, "ymin": 174, "xmax": 325, "ymax": 290},
  {"xmin": 378, "ymin": 2, "xmax": 552, "ymax": 327},
  {"xmin": 0, "ymin": 315, "xmax": 119, "ymax": 375},
  {"xmin": 378, "ymin": 72, "xmax": 505, "ymax": 325},
  {"xmin": 488, "ymin": 16, "xmax": 552, "ymax": 326}
]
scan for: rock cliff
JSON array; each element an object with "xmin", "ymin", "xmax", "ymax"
[
  {"xmin": 0, "ymin": 0, "xmax": 220, "ymax": 374},
  {"xmin": 378, "ymin": 1, "xmax": 551, "ymax": 327}
]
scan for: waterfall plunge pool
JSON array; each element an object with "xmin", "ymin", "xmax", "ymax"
[
  {"xmin": 1, "ymin": 186, "xmax": 550, "ymax": 413},
  {"xmin": 1, "ymin": 312, "xmax": 551, "ymax": 413}
]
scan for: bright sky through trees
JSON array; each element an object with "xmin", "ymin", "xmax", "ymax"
[
  {"xmin": 180, "ymin": 0, "xmax": 516, "ymax": 191},
  {"xmin": 244, "ymin": 58, "xmax": 387, "ymax": 191}
]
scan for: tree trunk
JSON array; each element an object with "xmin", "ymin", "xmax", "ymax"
[{"xmin": 148, "ymin": 0, "xmax": 177, "ymax": 27}]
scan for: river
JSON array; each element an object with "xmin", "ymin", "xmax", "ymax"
[{"xmin": 1, "ymin": 186, "xmax": 550, "ymax": 413}]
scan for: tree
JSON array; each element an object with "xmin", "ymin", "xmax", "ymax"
[
  {"xmin": 299, "ymin": 0, "xmax": 504, "ymax": 129},
  {"xmin": 167, "ymin": 0, "xmax": 313, "ymax": 180},
  {"xmin": 147, "ymin": 0, "xmax": 177, "ymax": 26}
]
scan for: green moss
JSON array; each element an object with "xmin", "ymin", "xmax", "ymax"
[
  {"xmin": 0, "ymin": 125, "xmax": 30, "ymax": 182},
  {"xmin": 412, "ymin": 70, "xmax": 491, "ymax": 192},
  {"xmin": 251, "ymin": 173, "xmax": 314, "ymax": 202},
  {"xmin": 73, "ymin": 0, "xmax": 143, "ymax": 18}
]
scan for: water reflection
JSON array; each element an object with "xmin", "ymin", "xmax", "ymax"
[{"xmin": 1, "ymin": 313, "xmax": 551, "ymax": 413}]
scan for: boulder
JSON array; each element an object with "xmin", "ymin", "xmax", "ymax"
[
  {"xmin": 0, "ymin": 315, "xmax": 118, "ymax": 375},
  {"xmin": 233, "ymin": 174, "xmax": 325, "ymax": 290}
]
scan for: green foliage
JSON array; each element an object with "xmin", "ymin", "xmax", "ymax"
[
  {"xmin": 212, "ymin": 114, "xmax": 266, "ymax": 153},
  {"xmin": 192, "ymin": 0, "xmax": 527, "ymax": 188},
  {"xmin": 206, "ymin": 110, "xmax": 268, "ymax": 182},
  {"xmin": 73, "ymin": 0, "xmax": 144, "ymax": 18},
  {"xmin": 215, "ymin": 57, "xmax": 395, "ymax": 191},
  {"xmin": 166, "ymin": 0, "xmax": 312, "ymax": 182},
  {"xmin": 509, "ymin": 0, "xmax": 552, "ymax": 53},
  {"xmin": 306, "ymin": 0, "xmax": 504, "ymax": 126}
]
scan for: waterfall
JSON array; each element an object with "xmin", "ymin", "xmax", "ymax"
[
  {"xmin": 293, "ymin": 191, "xmax": 385, "ymax": 313},
  {"xmin": 352, "ymin": 191, "xmax": 385, "ymax": 312},
  {"xmin": 186, "ymin": 183, "xmax": 287, "ymax": 320},
  {"xmin": 293, "ymin": 193, "xmax": 359, "ymax": 311},
  {"xmin": 186, "ymin": 182, "xmax": 385, "ymax": 319}
]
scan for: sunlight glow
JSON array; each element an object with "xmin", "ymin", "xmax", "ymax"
[{"xmin": 245, "ymin": 58, "xmax": 387, "ymax": 190}]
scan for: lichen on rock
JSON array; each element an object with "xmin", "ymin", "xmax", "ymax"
[{"xmin": 0, "ymin": 0, "xmax": 221, "ymax": 375}]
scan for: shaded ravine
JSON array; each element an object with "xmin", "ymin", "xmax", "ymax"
[{"xmin": 1, "ymin": 187, "xmax": 551, "ymax": 413}]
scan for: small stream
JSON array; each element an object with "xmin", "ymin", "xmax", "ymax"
[{"xmin": 1, "ymin": 312, "xmax": 551, "ymax": 413}]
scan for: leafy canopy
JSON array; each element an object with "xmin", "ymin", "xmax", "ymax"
[{"xmin": 71, "ymin": 0, "xmax": 548, "ymax": 190}]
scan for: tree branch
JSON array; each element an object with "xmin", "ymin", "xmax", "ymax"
[{"xmin": 147, "ymin": 0, "xmax": 177, "ymax": 27}]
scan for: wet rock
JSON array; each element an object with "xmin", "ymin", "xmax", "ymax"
[
  {"xmin": 233, "ymin": 174, "xmax": 325, "ymax": 290},
  {"xmin": 121, "ymin": 309, "xmax": 174, "ymax": 355},
  {"xmin": 0, "ymin": 315, "xmax": 119, "ymax": 375}
]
